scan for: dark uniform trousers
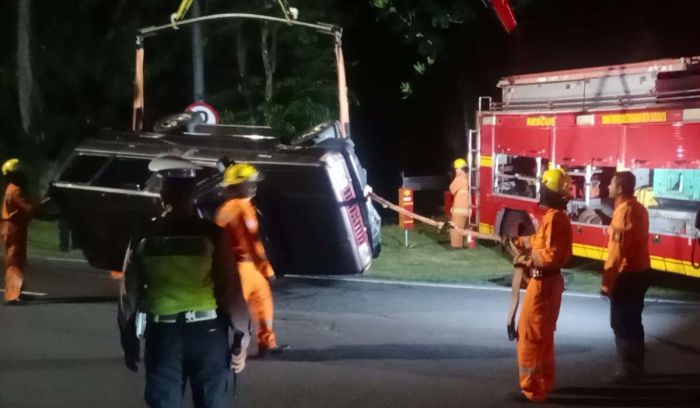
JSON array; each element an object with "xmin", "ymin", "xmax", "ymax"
[
  {"xmin": 144, "ymin": 316, "xmax": 231, "ymax": 408},
  {"xmin": 610, "ymin": 270, "xmax": 652, "ymax": 370}
]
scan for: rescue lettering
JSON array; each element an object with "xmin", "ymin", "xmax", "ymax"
[
  {"xmin": 601, "ymin": 111, "xmax": 667, "ymax": 125},
  {"xmin": 526, "ymin": 116, "xmax": 556, "ymax": 127}
]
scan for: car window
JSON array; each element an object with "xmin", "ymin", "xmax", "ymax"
[
  {"xmin": 92, "ymin": 158, "xmax": 152, "ymax": 190},
  {"xmin": 58, "ymin": 155, "xmax": 110, "ymax": 184}
]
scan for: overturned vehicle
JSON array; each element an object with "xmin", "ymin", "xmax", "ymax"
[{"xmin": 48, "ymin": 14, "xmax": 381, "ymax": 276}]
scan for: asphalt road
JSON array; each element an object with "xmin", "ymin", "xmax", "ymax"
[{"xmin": 1, "ymin": 259, "xmax": 700, "ymax": 407}]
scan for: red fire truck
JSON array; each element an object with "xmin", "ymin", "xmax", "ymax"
[{"xmin": 469, "ymin": 57, "xmax": 700, "ymax": 277}]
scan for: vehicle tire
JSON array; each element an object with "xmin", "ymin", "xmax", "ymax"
[
  {"xmin": 153, "ymin": 112, "xmax": 205, "ymax": 133},
  {"xmin": 499, "ymin": 210, "xmax": 534, "ymax": 259}
]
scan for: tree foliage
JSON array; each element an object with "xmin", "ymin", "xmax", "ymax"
[
  {"xmin": 369, "ymin": 0, "xmax": 478, "ymax": 98},
  {"xmin": 0, "ymin": 0, "xmax": 350, "ymax": 176}
]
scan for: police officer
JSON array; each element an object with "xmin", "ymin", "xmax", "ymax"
[{"xmin": 118, "ymin": 156, "xmax": 250, "ymax": 408}]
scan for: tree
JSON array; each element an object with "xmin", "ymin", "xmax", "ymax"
[
  {"xmin": 17, "ymin": 0, "xmax": 41, "ymax": 144},
  {"xmin": 368, "ymin": 0, "xmax": 476, "ymax": 98}
]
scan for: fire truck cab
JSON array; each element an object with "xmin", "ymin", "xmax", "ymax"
[{"xmin": 471, "ymin": 57, "xmax": 700, "ymax": 277}]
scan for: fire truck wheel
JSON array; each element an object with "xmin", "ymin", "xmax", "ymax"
[
  {"xmin": 577, "ymin": 209, "xmax": 604, "ymax": 225},
  {"xmin": 499, "ymin": 211, "xmax": 534, "ymax": 259}
]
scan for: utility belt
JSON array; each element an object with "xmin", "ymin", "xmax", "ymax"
[
  {"xmin": 150, "ymin": 309, "xmax": 218, "ymax": 324},
  {"xmin": 528, "ymin": 268, "xmax": 561, "ymax": 280}
]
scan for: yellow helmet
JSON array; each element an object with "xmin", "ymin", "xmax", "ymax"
[
  {"xmin": 1, "ymin": 158, "xmax": 20, "ymax": 176},
  {"xmin": 453, "ymin": 158, "xmax": 467, "ymax": 170},
  {"xmin": 541, "ymin": 168, "xmax": 572, "ymax": 196},
  {"xmin": 221, "ymin": 163, "xmax": 261, "ymax": 186}
]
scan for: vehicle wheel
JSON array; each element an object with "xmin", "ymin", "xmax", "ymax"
[
  {"xmin": 499, "ymin": 211, "xmax": 534, "ymax": 259},
  {"xmin": 578, "ymin": 209, "xmax": 603, "ymax": 225},
  {"xmin": 153, "ymin": 112, "xmax": 205, "ymax": 133}
]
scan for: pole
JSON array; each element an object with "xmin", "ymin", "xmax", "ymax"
[
  {"xmin": 191, "ymin": 0, "xmax": 205, "ymax": 101},
  {"xmin": 404, "ymin": 229, "xmax": 409, "ymax": 248}
]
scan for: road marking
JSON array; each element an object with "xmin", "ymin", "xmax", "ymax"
[
  {"xmin": 43, "ymin": 257, "xmax": 88, "ymax": 264},
  {"xmin": 285, "ymin": 274, "xmax": 699, "ymax": 305},
  {"xmin": 0, "ymin": 289, "xmax": 48, "ymax": 297}
]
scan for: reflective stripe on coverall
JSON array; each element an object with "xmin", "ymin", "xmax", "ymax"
[
  {"xmin": 2, "ymin": 183, "xmax": 34, "ymax": 301},
  {"xmin": 216, "ymin": 198, "xmax": 277, "ymax": 348},
  {"xmin": 449, "ymin": 172, "xmax": 469, "ymax": 248},
  {"xmin": 518, "ymin": 208, "xmax": 572, "ymax": 402}
]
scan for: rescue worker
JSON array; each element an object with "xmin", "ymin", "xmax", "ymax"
[
  {"xmin": 118, "ymin": 157, "xmax": 250, "ymax": 408},
  {"xmin": 601, "ymin": 171, "xmax": 651, "ymax": 382},
  {"xmin": 508, "ymin": 168, "xmax": 573, "ymax": 403},
  {"xmin": 215, "ymin": 163, "xmax": 286, "ymax": 357},
  {"xmin": 449, "ymin": 158, "xmax": 469, "ymax": 248},
  {"xmin": 2, "ymin": 158, "xmax": 42, "ymax": 305}
]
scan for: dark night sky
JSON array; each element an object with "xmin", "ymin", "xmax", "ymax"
[{"xmin": 345, "ymin": 0, "xmax": 700, "ymax": 197}]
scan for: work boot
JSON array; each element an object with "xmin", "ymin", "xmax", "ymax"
[
  {"xmin": 257, "ymin": 344, "xmax": 289, "ymax": 358},
  {"xmin": 612, "ymin": 366, "xmax": 646, "ymax": 384},
  {"xmin": 4, "ymin": 298, "xmax": 24, "ymax": 306},
  {"xmin": 507, "ymin": 391, "xmax": 532, "ymax": 403},
  {"xmin": 613, "ymin": 339, "xmax": 646, "ymax": 383},
  {"xmin": 612, "ymin": 359, "xmax": 646, "ymax": 384}
]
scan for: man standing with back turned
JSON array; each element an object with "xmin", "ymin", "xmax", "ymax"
[
  {"xmin": 601, "ymin": 171, "xmax": 651, "ymax": 382},
  {"xmin": 118, "ymin": 157, "xmax": 250, "ymax": 408},
  {"xmin": 450, "ymin": 158, "xmax": 470, "ymax": 248},
  {"xmin": 216, "ymin": 163, "xmax": 287, "ymax": 357}
]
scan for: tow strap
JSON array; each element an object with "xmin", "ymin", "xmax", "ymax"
[
  {"xmin": 367, "ymin": 191, "xmax": 524, "ymax": 341},
  {"xmin": 367, "ymin": 191, "xmax": 500, "ymax": 242}
]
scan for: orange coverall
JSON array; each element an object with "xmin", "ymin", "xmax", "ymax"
[
  {"xmin": 216, "ymin": 197, "xmax": 277, "ymax": 349},
  {"xmin": 602, "ymin": 196, "xmax": 651, "ymax": 374},
  {"xmin": 517, "ymin": 208, "xmax": 572, "ymax": 402},
  {"xmin": 449, "ymin": 172, "xmax": 469, "ymax": 248},
  {"xmin": 2, "ymin": 183, "xmax": 34, "ymax": 301},
  {"xmin": 602, "ymin": 197, "xmax": 651, "ymax": 295}
]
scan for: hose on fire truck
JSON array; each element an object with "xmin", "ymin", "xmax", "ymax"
[{"xmin": 367, "ymin": 191, "xmax": 500, "ymax": 242}]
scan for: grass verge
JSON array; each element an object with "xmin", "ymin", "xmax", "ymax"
[
  {"xmin": 370, "ymin": 224, "xmax": 700, "ymax": 302},
  {"xmin": 26, "ymin": 220, "xmax": 85, "ymax": 261},
  {"xmin": 21, "ymin": 220, "xmax": 700, "ymax": 301}
]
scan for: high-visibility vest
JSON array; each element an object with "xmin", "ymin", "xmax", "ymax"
[{"xmin": 138, "ymin": 235, "xmax": 217, "ymax": 315}]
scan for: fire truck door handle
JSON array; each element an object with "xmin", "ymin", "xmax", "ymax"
[
  {"xmin": 633, "ymin": 159, "xmax": 649, "ymax": 166},
  {"xmin": 561, "ymin": 157, "xmax": 573, "ymax": 163}
]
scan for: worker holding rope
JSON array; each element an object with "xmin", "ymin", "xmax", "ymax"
[
  {"xmin": 505, "ymin": 168, "xmax": 573, "ymax": 403},
  {"xmin": 449, "ymin": 158, "xmax": 471, "ymax": 248}
]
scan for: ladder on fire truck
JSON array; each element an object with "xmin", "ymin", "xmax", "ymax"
[{"xmin": 466, "ymin": 97, "xmax": 492, "ymax": 234}]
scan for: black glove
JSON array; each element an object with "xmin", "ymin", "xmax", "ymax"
[
  {"xmin": 124, "ymin": 353, "xmax": 140, "ymax": 372},
  {"xmin": 507, "ymin": 322, "xmax": 518, "ymax": 341},
  {"xmin": 121, "ymin": 333, "xmax": 140, "ymax": 372}
]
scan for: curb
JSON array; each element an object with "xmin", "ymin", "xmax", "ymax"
[{"xmin": 285, "ymin": 274, "xmax": 700, "ymax": 305}]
